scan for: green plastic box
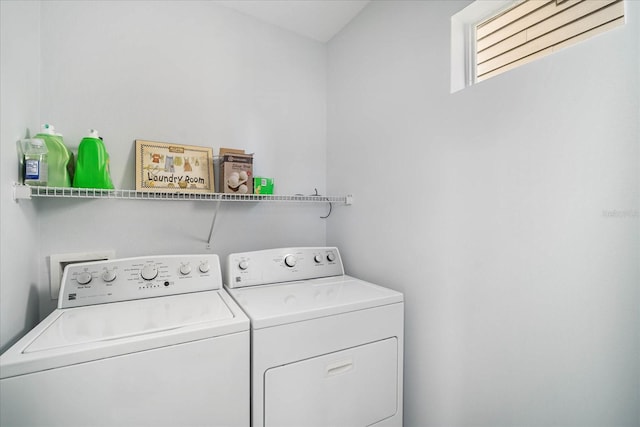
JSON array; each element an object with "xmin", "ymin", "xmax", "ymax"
[{"xmin": 253, "ymin": 177, "xmax": 274, "ymax": 195}]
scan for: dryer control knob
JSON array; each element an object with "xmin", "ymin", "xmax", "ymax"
[
  {"xmin": 76, "ymin": 271, "xmax": 92, "ymax": 285},
  {"xmin": 179, "ymin": 263, "xmax": 192, "ymax": 275},
  {"xmin": 314, "ymin": 255, "xmax": 322, "ymax": 263},
  {"xmin": 284, "ymin": 255, "xmax": 297, "ymax": 268},
  {"xmin": 239, "ymin": 260, "xmax": 249, "ymax": 270},
  {"xmin": 102, "ymin": 269, "xmax": 117, "ymax": 282},
  {"xmin": 199, "ymin": 261, "xmax": 210, "ymax": 273},
  {"xmin": 141, "ymin": 265, "xmax": 158, "ymax": 281},
  {"xmin": 327, "ymin": 252, "xmax": 336, "ymax": 262}
]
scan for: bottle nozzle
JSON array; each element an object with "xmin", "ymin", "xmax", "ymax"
[{"xmin": 42, "ymin": 124, "xmax": 56, "ymax": 134}]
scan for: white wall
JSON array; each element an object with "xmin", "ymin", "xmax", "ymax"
[
  {"xmin": 0, "ymin": 1, "xmax": 42, "ymax": 353},
  {"xmin": 0, "ymin": 1, "xmax": 330, "ymax": 349},
  {"xmin": 327, "ymin": 1, "xmax": 639, "ymax": 426}
]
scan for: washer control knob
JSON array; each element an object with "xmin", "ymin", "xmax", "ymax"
[
  {"xmin": 239, "ymin": 260, "xmax": 249, "ymax": 271},
  {"xmin": 284, "ymin": 255, "xmax": 297, "ymax": 268},
  {"xmin": 199, "ymin": 261, "xmax": 210, "ymax": 273},
  {"xmin": 102, "ymin": 269, "xmax": 117, "ymax": 282},
  {"xmin": 141, "ymin": 265, "xmax": 158, "ymax": 281},
  {"xmin": 327, "ymin": 252, "xmax": 336, "ymax": 262},
  {"xmin": 314, "ymin": 255, "xmax": 322, "ymax": 263},
  {"xmin": 179, "ymin": 263, "xmax": 192, "ymax": 275},
  {"xmin": 76, "ymin": 271, "xmax": 92, "ymax": 285}
]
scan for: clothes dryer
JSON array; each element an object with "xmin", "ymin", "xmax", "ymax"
[
  {"xmin": 0, "ymin": 254, "xmax": 249, "ymax": 427},
  {"xmin": 225, "ymin": 247, "xmax": 404, "ymax": 427}
]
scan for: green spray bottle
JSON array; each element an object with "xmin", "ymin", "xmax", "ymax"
[
  {"xmin": 73, "ymin": 129, "xmax": 115, "ymax": 189},
  {"xmin": 34, "ymin": 124, "xmax": 74, "ymax": 187}
]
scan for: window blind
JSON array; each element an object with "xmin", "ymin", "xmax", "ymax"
[{"xmin": 475, "ymin": 0, "xmax": 625, "ymax": 81}]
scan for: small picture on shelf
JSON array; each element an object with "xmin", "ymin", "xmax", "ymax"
[{"xmin": 135, "ymin": 140, "xmax": 214, "ymax": 193}]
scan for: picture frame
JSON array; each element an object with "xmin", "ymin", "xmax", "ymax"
[{"xmin": 135, "ymin": 140, "xmax": 215, "ymax": 193}]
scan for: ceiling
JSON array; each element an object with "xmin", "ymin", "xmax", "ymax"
[{"xmin": 215, "ymin": 0, "xmax": 370, "ymax": 43}]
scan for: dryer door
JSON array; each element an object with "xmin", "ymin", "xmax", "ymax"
[{"xmin": 264, "ymin": 337, "xmax": 398, "ymax": 427}]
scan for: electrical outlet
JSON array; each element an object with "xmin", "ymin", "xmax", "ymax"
[{"xmin": 49, "ymin": 250, "xmax": 115, "ymax": 299}]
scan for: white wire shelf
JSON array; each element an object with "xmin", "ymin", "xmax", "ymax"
[{"xmin": 12, "ymin": 183, "xmax": 352, "ymax": 205}]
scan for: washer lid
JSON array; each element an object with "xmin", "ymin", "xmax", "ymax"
[
  {"xmin": 26, "ymin": 291, "xmax": 235, "ymax": 353},
  {"xmin": 0, "ymin": 290, "xmax": 249, "ymax": 379},
  {"xmin": 227, "ymin": 275, "xmax": 403, "ymax": 329}
]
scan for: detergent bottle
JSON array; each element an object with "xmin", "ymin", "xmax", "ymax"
[
  {"xmin": 73, "ymin": 129, "xmax": 115, "ymax": 189},
  {"xmin": 34, "ymin": 124, "xmax": 74, "ymax": 187}
]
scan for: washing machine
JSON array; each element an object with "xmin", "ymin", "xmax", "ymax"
[
  {"xmin": 0, "ymin": 254, "xmax": 249, "ymax": 427},
  {"xmin": 224, "ymin": 247, "xmax": 404, "ymax": 427}
]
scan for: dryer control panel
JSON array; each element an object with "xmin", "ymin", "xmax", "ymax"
[
  {"xmin": 58, "ymin": 254, "xmax": 222, "ymax": 308},
  {"xmin": 225, "ymin": 247, "xmax": 345, "ymax": 288}
]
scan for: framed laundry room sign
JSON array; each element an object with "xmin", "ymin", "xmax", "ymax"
[{"xmin": 135, "ymin": 140, "xmax": 215, "ymax": 193}]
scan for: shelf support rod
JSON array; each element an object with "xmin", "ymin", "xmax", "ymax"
[{"xmin": 206, "ymin": 198, "xmax": 222, "ymax": 249}]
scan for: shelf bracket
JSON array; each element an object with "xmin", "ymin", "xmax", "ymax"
[
  {"xmin": 206, "ymin": 198, "xmax": 222, "ymax": 250},
  {"xmin": 12, "ymin": 182, "xmax": 32, "ymax": 201}
]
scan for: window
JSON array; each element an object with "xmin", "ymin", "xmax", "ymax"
[
  {"xmin": 475, "ymin": 0, "xmax": 625, "ymax": 82},
  {"xmin": 451, "ymin": 0, "xmax": 626, "ymax": 92}
]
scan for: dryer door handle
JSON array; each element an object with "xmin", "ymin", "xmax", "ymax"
[{"xmin": 326, "ymin": 359, "xmax": 354, "ymax": 376}]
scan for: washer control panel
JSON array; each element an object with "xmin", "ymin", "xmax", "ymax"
[
  {"xmin": 225, "ymin": 247, "xmax": 344, "ymax": 288},
  {"xmin": 58, "ymin": 254, "xmax": 222, "ymax": 308}
]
